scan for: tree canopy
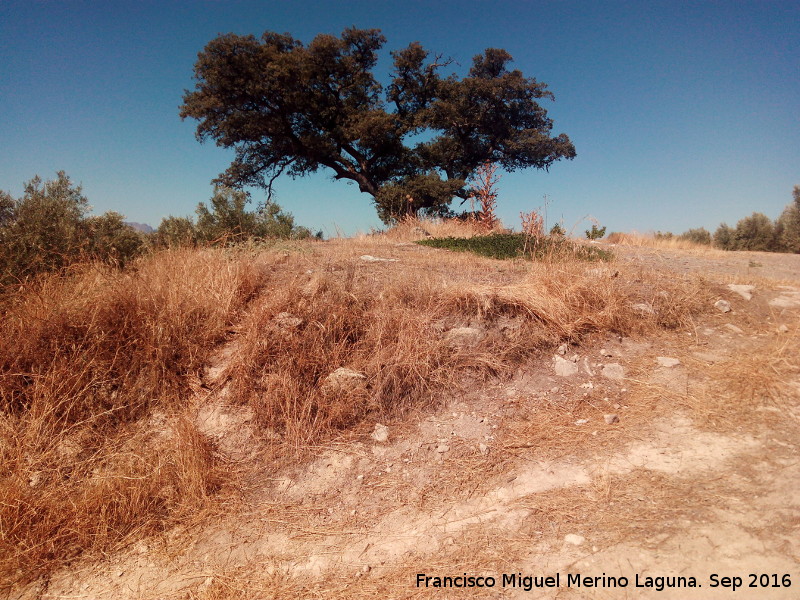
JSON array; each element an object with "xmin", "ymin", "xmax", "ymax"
[{"xmin": 180, "ymin": 27, "xmax": 576, "ymax": 223}]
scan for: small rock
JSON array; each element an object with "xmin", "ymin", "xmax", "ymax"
[
  {"xmin": 360, "ymin": 255, "xmax": 399, "ymax": 263},
  {"xmin": 601, "ymin": 363, "xmax": 625, "ymax": 380},
  {"xmin": 436, "ymin": 444, "xmax": 450, "ymax": 453},
  {"xmin": 778, "ymin": 324, "xmax": 789, "ymax": 333},
  {"xmin": 564, "ymin": 534, "xmax": 586, "ymax": 546},
  {"xmin": 604, "ymin": 414, "xmax": 620, "ymax": 424},
  {"xmin": 632, "ymin": 303, "xmax": 655, "ymax": 315},
  {"xmin": 553, "ymin": 355, "xmax": 579, "ymax": 377},
  {"xmin": 726, "ymin": 284, "xmax": 755, "ymax": 300},
  {"xmin": 371, "ymin": 423, "xmax": 389, "ymax": 443},
  {"xmin": 273, "ymin": 312, "xmax": 303, "ymax": 329},
  {"xmin": 714, "ymin": 299, "xmax": 732, "ymax": 313},
  {"xmin": 479, "ymin": 443, "xmax": 489, "ymax": 455},
  {"xmin": 600, "ymin": 348, "xmax": 613, "ymax": 357},
  {"xmin": 361, "ymin": 564, "xmax": 371, "ymax": 574},
  {"xmin": 445, "ymin": 327, "xmax": 485, "ymax": 347},
  {"xmin": 557, "ymin": 343, "xmax": 569, "ymax": 356},
  {"xmin": 724, "ymin": 323, "xmax": 744, "ymax": 334},
  {"xmin": 656, "ymin": 357, "xmax": 681, "ymax": 368},
  {"xmin": 580, "ymin": 382, "xmax": 594, "ymax": 389},
  {"xmin": 575, "ymin": 419, "xmax": 589, "ymax": 425},
  {"xmin": 323, "ymin": 367, "xmax": 366, "ymax": 395}
]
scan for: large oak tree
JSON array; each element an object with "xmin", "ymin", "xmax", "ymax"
[{"xmin": 180, "ymin": 27, "xmax": 576, "ymax": 223}]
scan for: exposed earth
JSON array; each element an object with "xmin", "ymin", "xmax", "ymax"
[{"xmin": 15, "ymin": 244, "xmax": 800, "ymax": 599}]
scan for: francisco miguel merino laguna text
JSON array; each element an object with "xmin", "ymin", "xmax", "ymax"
[{"xmin": 416, "ymin": 572, "xmax": 701, "ymax": 592}]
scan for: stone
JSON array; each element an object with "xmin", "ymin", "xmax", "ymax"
[
  {"xmin": 726, "ymin": 284, "xmax": 755, "ymax": 300},
  {"xmin": 714, "ymin": 299, "xmax": 732, "ymax": 313},
  {"xmin": 273, "ymin": 312, "xmax": 303, "ymax": 329},
  {"xmin": 564, "ymin": 534, "xmax": 585, "ymax": 546},
  {"xmin": 445, "ymin": 326, "xmax": 485, "ymax": 347},
  {"xmin": 600, "ymin": 348, "xmax": 613, "ymax": 357},
  {"xmin": 601, "ymin": 363, "xmax": 625, "ymax": 380},
  {"xmin": 575, "ymin": 419, "xmax": 589, "ymax": 425},
  {"xmin": 778, "ymin": 324, "xmax": 789, "ymax": 333},
  {"xmin": 724, "ymin": 323, "xmax": 744, "ymax": 335},
  {"xmin": 553, "ymin": 355, "xmax": 579, "ymax": 377},
  {"xmin": 632, "ymin": 303, "xmax": 655, "ymax": 315},
  {"xmin": 360, "ymin": 255, "xmax": 399, "ymax": 263},
  {"xmin": 371, "ymin": 423, "xmax": 389, "ymax": 443},
  {"xmin": 604, "ymin": 414, "xmax": 620, "ymax": 424},
  {"xmin": 479, "ymin": 443, "xmax": 489, "ymax": 455},
  {"xmin": 557, "ymin": 343, "xmax": 569, "ymax": 356},
  {"xmin": 436, "ymin": 444, "xmax": 450, "ymax": 453},
  {"xmin": 656, "ymin": 356, "xmax": 681, "ymax": 368},
  {"xmin": 323, "ymin": 368, "xmax": 366, "ymax": 395}
]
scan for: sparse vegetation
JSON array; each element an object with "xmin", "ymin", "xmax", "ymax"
[
  {"xmin": 417, "ymin": 232, "xmax": 611, "ymax": 261},
  {"xmin": 585, "ymin": 224, "xmax": 606, "ymax": 240},
  {"xmin": 1, "ymin": 218, "xmax": 715, "ymax": 588}
]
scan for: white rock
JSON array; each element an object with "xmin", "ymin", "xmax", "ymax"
[
  {"xmin": 604, "ymin": 414, "xmax": 620, "ymax": 424},
  {"xmin": 575, "ymin": 419, "xmax": 589, "ymax": 425},
  {"xmin": 714, "ymin": 299, "xmax": 732, "ymax": 313},
  {"xmin": 371, "ymin": 423, "xmax": 389, "ymax": 443},
  {"xmin": 656, "ymin": 357, "xmax": 681, "ymax": 368},
  {"xmin": 274, "ymin": 312, "xmax": 303, "ymax": 329},
  {"xmin": 724, "ymin": 323, "xmax": 744, "ymax": 335},
  {"xmin": 360, "ymin": 255, "xmax": 399, "ymax": 262},
  {"xmin": 479, "ymin": 443, "xmax": 489, "ymax": 455},
  {"xmin": 557, "ymin": 343, "xmax": 569, "ymax": 356},
  {"xmin": 445, "ymin": 326, "xmax": 485, "ymax": 347},
  {"xmin": 323, "ymin": 367, "xmax": 366, "ymax": 394},
  {"xmin": 726, "ymin": 284, "xmax": 755, "ymax": 300},
  {"xmin": 600, "ymin": 348, "xmax": 613, "ymax": 357},
  {"xmin": 436, "ymin": 444, "xmax": 450, "ymax": 453},
  {"xmin": 601, "ymin": 363, "xmax": 625, "ymax": 380},
  {"xmin": 553, "ymin": 355, "xmax": 579, "ymax": 377},
  {"xmin": 778, "ymin": 324, "xmax": 789, "ymax": 333},
  {"xmin": 632, "ymin": 303, "xmax": 655, "ymax": 315},
  {"xmin": 564, "ymin": 534, "xmax": 586, "ymax": 546}
]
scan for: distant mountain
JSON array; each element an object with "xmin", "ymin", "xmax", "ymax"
[{"xmin": 125, "ymin": 222, "xmax": 155, "ymax": 234}]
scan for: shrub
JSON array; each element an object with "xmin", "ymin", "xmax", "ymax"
[
  {"xmin": 585, "ymin": 224, "xmax": 606, "ymax": 240},
  {"xmin": 776, "ymin": 185, "xmax": 800, "ymax": 253},
  {"xmin": 678, "ymin": 227, "xmax": 712, "ymax": 245},
  {"xmin": 417, "ymin": 233, "xmax": 611, "ymax": 261},
  {"xmin": 733, "ymin": 212, "xmax": 777, "ymax": 252},
  {"xmin": 713, "ymin": 223, "xmax": 736, "ymax": 250}
]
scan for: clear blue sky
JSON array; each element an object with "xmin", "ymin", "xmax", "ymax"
[{"xmin": 1, "ymin": 1, "xmax": 798, "ymax": 237}]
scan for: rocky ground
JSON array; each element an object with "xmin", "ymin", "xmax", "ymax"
[{"xmin": 15, "ymin": 245, "xmax": 800, "ymax": 600}]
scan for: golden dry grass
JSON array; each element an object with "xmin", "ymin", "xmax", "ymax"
[
  {"xmin": 607, "ymin": 231, "xmax": 722, "ymax": 255},
  {"xmin": 0, "ymin": 229, "xmax": 717, "ymax": 590}
]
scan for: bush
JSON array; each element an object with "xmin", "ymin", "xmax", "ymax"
[
  {"xmin": 713, "ymin": 223, "xmax": 736, "ymax": 250},
  {"xmin": 733, "ymin": 212, "xmax": 777, "ymax": 252},
  {"xmin": 0, "ymin": 173, "xmax": 148, "ymax": 286},
  {"xmin": 777, "ymin": 185, "xmax": 800, "ymax": 253},
  {"xmin": 585, "ymin": 224, "xmax": 606, "ymax": 240},
  {"xmin": 678, "ymin": 227, "xmax": 712, "ymax": 245}
]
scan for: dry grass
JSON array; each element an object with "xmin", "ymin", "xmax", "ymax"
[
  {"xmin": 1, "ymin": 234, "xmax": 715, "ymax": 591},
  {"xmin": 607, "ymin": 231, "xmax": 723, "ymax": 255},
  {"xmin": 376, "ymin": 215, "xmax": 502, "ymax": 242},
  {"xmin": 0, "ymin": 248, "xmax": 265, "ymax": 587}
]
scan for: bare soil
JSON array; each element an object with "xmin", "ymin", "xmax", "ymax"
[{"xmin": 13, "ymin": 245, "xmax": 800, "ymax": 599}]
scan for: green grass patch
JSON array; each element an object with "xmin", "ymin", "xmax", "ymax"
[{"xmin": 416, "ymin": 233, "xmax": 612, "ymax": 262}]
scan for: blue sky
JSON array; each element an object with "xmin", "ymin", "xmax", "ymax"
[{"xmin": 1, "ymin": 1, "xmax": 798, "ymax": 237}]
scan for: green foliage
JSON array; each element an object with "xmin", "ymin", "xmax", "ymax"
[
  {"xmin": 549, "ymin": 223, "xmax": 566, "ymax": 237},
  {"xmin": 733, "ymin": 212, "xmax": 777, "ymax": 252},
  {"xmin": 84, "ymin": 212, "xmax": 145, "ymax": 266},
  {"xmin": 156, "ymin": 216, "xmax": 197, "ymax": 248},
  {"xmin": 776, "ymin": 185, "xmax": 800, "ymax": 253},
  {"xmin": 678, "ymin": 227, "xmax": 711, "ymax": 245},
  {"xmin": 0, "ymin": 173, "xmax": 146, "ymax": 285},
  {"xmin": 180, "ymin": 27, "xmax": 575, "ymax": 224},
  {"xmin": 713, "ymin": 223, "xmax": 735, "ymax": 250},
  {"xmin": 417, "ymin": 233, "xmax": 611, "ymax": 262},
  {"xmin": 654, "ymin": 231, "xmax": 674, "ymax": 240},
  {"xmin": 157, "ymin": 187, "xmax": 314, "ymax": 248},
  {"xmin": 585, "ymin": 224, "xmax": 606, "ymax": 240}
]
